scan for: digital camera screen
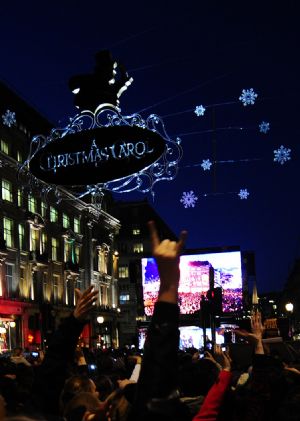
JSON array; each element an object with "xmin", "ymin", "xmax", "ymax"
[{"xmin": 142, "ymin": 251, "xmax": 243, "ymax": 315}]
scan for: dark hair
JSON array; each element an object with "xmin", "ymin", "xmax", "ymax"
[
  {"xmin": 60, "ymin": 375, "xmax": 96, "ymax": 410},
  {"xmin": 178, "ymin": 358, "xmax": 219, "ymax": 397},
  {"xmin": 63, "ymin": 392, "xmax": 104, "ymax": 421}
]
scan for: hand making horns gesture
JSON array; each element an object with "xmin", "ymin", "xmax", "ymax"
[{"xmin": 148, "ymin": 220, "xmax": 187, "ymax": 303}]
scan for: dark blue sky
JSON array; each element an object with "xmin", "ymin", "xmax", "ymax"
[{"xmin": 1, "ymin": 1, "xmax": 300, "ymax": 292}]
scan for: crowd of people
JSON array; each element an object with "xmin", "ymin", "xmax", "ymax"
[{"xmin": 0, "ymin": 221, "xmax": 300, "ymax": 421}]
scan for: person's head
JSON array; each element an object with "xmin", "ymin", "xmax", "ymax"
[
  {"xmin": 60, "ymin": 375, "xmax": 99, "ymax": 411},
  {"xmin": 63, "ymin": 392, "xmax": 108, "ymax": 421},
  {"xmin": 12, "ymin": 348, "xmax": 23, "ymax": 357},
  {"xmin": 95, "ymin": 375, "xmax": 114, "ymax": 401},
  {"xmin": 178, "ymin": 358, "xmax": 219, "ymax": 397}
]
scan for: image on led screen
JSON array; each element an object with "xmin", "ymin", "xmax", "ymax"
[
  {"xmin": 138, "ymin": 326, "xmax": 225, "ymax": 350},
  {"xmin": 142, "ymin": 251, "xmax": 243, "ymax": 316}
]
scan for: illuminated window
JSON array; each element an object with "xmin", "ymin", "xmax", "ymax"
[
  {"xmin": 17, "ymin": 151, "xmax": 22, "ymax": 163},
  {"xmin": 28, "ymin": 195, "xmax": 37, "ymax": 213},
  {"xmin": 53, "ymin": 275, "xmax": 59, "ymax": 304},
  {"xmin": 3, "ymin": 217, "xmax": 13, "ymax": 248},
  {"xmin": 17, "ymin": 189, "xmax": 22, "ymax": 207},
  {"xmin": 18, "ymin": 224, "xmax": 25, "ymax": 250},
  {"xmin": 133, "ymin": 243, "xmax": 143, "ymax": 253},
  {"xmin": 118, "ymin": 265, "xmax": 129, "ymax": 278},
  {"xmin": 41, "ymin": 201, "xmax": 47, "ymax": 218},
  {"xmin": 50, "ymin": 206, "xmax": 58, "ymax": 223},
  {"xmin": 42, "ymin": 233, "xmax": 47, "ymax": 254},
  {"xmin": 132, "ymin": 227, "xmax": 141, "ymax": 236},
  {"xmin": 43, "ymin": 272, "xmax": 48, "ymax": 301},
  {"xmin": 75, "ymin": 245, "xmax": 80, "ymax": 264},
  {"xmin": 1, "ymin": 140, "xmax": 8, "ymax": 155},
  {"xmin": 74, "ymin": 217, "xmax": 80, "ymax": 234},
  {"xmin": 63, "ymin": 213, "xmax": 70, "ymax": 229},
  {"xmin": 120, "ymin": 294, "xmax": 130, "ymax": 304},
  {"xmin": 31, "ymin": 229, "xmax": 39, "ymax": 251},
  {"xmin": 51, "ymin": 238, "xmax": 58, "ymax": 261},
  {"xmin": 64, "ymin": 241, "xmax": 72, "ymax": 262},
  {"xmin": 2, "ymin": 179, "xmax": 12, "ymax": 202}
]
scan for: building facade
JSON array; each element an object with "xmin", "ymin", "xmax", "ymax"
[{"xmin": 0, "ymin": 81, "xmax": 120, "ymax": 351}]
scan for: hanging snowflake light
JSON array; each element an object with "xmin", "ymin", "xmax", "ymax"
[
  {"xmin": 2, "ymin": 109, "xmax": 16, "ymax": 127},
  {"xmin": 201, "ymin": 159, "xmax": 212, "ymax": 171},
  {"xmin": 259, "ymin": 121, "xmax": 270, "ymax": 134},
  {"xmin": 194, "ymin": 105, "xmax": 206, "ymax": 116},
  {"xmin": 180, "ymin": 191, "xmax": 198, "ymax": 208},
  {"xmin": 239, "ymin": 88, "xmax": 258, "ymax": 106},
  {"xmin": 238, "ymin": 189, "xmax": 249, "ymax": 200},
  {"xmin": 273, "ymin": 145, "xmax": 291, "ymax": 165}
]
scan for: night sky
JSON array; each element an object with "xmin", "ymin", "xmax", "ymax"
[{"xmin": 1, "ymin": 1, "xmax": 300, "ymax": 293}]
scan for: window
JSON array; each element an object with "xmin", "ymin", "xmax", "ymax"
[
  {"xmin": 50, "ymin": 206, "xmax": 58, "ymax": 223},
  {"xmin": 31, "ymin": 229, "xmax": 39, "ymax": 251},
  {"xmin": 64, "ymin": 240, "xmax": 72, "ymax": 262},
  {"xmin": 5, "ymin": 263, "xmax": 19, "ymax": 298},
  {"xmin": 1, "ymin": 140, "xmax": 8, "ymax": 155},
  {"xmin": 118, "ymin": 265, "xmax": 129, "ymax": 278},
  {"xmin": 119, "ymin": 294, "xmax": 130, "ymax": 304},
  {"xmin": 17, "ymin": 151, "xmax": 22, "ymax": 163},
  {"xmin": 63, "ymin": 213, "xmax": 70, "ymax": 229},
  {"xmin": 3, "ymin": 217, "xmax": 13, "ymax": 248},
  {"xmin": 42, "ymin": 233, "xmax": 47, "ymax": 254},
  {"xmin": 28, "ymin": 195, "xmax": 37, "ymax": 213},
  {"xmin": 133, "ymin": 243, "xmax": 143, "ymax": 253},
  {"xmin": 43, "ymin": 272, "xmax": 48, "ymax": 301},
  {"xmin": 53, "ymin": 275, "xmax": 59, "ymax": 304},
  {"xmin": 41, "ymin": 201, "xmax": 47, "ymax": 218},
  {"xmin": 74, "ymin": 217, "xmax": 80, "ymax": 234},
  {"xmin": 75, "ymin": 245, "xmax": 80, "ymax": 264},
  {"xmin": 2, "ymin": 179, "xmax": 12, "ymax": 202},
  {"xmin": 17, "ymin": 189, "xmax": 22, "ymax": 207},
  {"xmin": 18, "ymin": 224, "xmax": 25, "ymax": 250},
  {"xmin": 51, "ymin": 238, "xmax": 58, "ymax": 261},
  {"xmin": 132, "ymin": 227, "xmax": 141, "ymax": 236},
  {"xmin": 6, "ymin": 264, "xmax": 13, "ymax": 294}
]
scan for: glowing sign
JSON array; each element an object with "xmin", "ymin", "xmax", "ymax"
[{"xmin": 29, "ymin": 125, "xmax": 166, "ymax": 185}]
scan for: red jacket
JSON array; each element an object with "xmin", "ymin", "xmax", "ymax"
[{"xmin": 192, "ymin": 370, "xmax": 232, "ymax": 421}]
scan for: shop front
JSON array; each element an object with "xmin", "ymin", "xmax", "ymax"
[{"xmin": 0, "ymin": 300, "xmax": 34, "ymax": 352}]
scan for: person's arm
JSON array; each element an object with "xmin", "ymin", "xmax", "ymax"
[
  {"xmin": 193, "ymin": 347, "xmax": 232, "ymax": 421},
  {"xmin": 33, "ymin": 286, "xmax": 98, "ymax": 415},
  {"xmin": 129, "ymin": 355, "xmax": 142, "ymax": 382},
  {"xmin": 132, "ymin": 221, "xmax": 187, "ymax": 417}
]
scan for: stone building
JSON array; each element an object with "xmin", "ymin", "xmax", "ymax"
[{"xmin": 0, "ymin": 81, "xmax": 120, "ymax": 351}]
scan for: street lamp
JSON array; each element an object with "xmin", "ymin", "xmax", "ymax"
[
  {"xmin": 97, "ymin": 316, "xmax": 104, "ymax": 324},
  {"xmin": 285, "ymin": 302, "xmax": 294, "ymax": 339},
  {"xmin": 285, "ymin": 302, "xmax": 294, "ymax": 313}
]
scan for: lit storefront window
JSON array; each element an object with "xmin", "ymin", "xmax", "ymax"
[{"xmin": 0, "ymin": 319, "xmax": 19, "ymax": 352}]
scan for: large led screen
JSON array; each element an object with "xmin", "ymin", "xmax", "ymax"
[{"xmin": 142, "ymin": 251, "xmax": 243, "ymax": 316}]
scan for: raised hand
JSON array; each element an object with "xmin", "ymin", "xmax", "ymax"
[
  {"xmin": 73, "ymin": 286, "xmax": 99, "ymax": 321},
  {"xmin": 213, "ymin": 345, "xmax": 231, "ymax": 372},
  {"xmin": 148, "ymin": 220, "xmax": 187, "ymax": 304},
  {"xmin": 235, "ymin": 311, "xmax": 264, "ymax": 354}
]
